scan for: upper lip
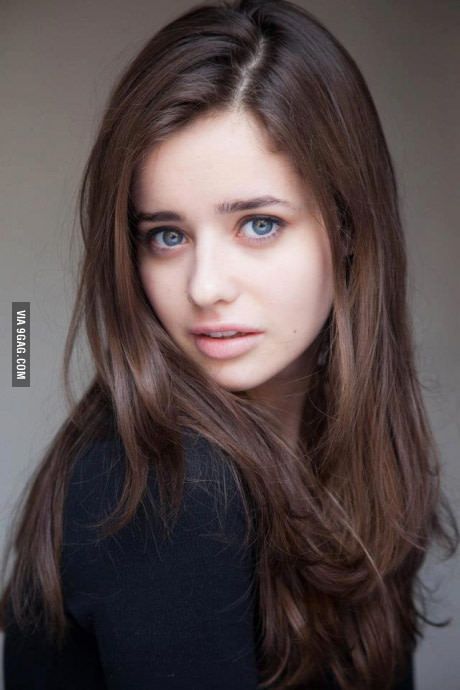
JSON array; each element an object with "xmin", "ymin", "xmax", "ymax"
[{"xmin": 190, "ymin": 323, "xmax": 264, "ymax": 335}]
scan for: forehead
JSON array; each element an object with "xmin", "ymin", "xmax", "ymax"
[{"xmin": 132, "ymin": 110, "xmax": 311, "ymax": 210}]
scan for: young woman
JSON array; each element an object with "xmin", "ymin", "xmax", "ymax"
[{"xmin": 1, "ymin": 1, "xmax": 458, "ymax": 688}]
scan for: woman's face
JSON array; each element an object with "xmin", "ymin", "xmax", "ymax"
[{"xmin": 132, "ymin": 109, "xmax": 334, "ymax": 398}]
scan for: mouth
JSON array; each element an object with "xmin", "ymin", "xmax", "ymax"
[{"xmin": 192, "ymin": 332, "xmax": 264, "ymax": 359}]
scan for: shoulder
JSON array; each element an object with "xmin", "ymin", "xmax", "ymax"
[
  {"xmin": 61, "ymin": 429, "xmax": 255, "ymax": 625},
  {"xmin": 63, "ymin": 428, "xmax": 245, "ymax": 535},
  {"xmin": 5, "ymin": 431, "xmax": 258, "ymax": 689},
  {"xmin": 63, "ymin": 434, "xmax": 125, "ymax": 530}
]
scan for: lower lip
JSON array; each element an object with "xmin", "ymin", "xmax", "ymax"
[{"xmin": 192, "ymin": 332, "xmax": 264, "ymax": 359}]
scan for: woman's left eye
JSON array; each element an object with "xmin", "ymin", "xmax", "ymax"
[{"xmin": 239, "ymin": 215, "xmax": 285, "ymax": 243}]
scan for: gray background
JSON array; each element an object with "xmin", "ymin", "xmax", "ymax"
[{"xmin": 1, "ymin": 1, "xmax": 459, "ymax": 688}]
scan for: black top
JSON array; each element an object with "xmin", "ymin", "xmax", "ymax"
[{"xmin": 3, "ymin": 431, "xmax": 415, "ymax": 689}]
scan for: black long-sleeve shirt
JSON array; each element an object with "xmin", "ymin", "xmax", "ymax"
[{"xmin": 3, "ymin": 430, "xmax": 415, "ymax": 689}]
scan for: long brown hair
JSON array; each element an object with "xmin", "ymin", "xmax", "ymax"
[{"xmin": 1, "ymin": 1, "xmax": 458, "ymax": 688}]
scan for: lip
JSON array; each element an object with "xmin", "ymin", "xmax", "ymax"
[
  {"xmin": 192, "ymin": 332, "xmax": 264, "ymax": 359},
  {"xmin": 190, "ymin": 323, "xmax": 264, "ymax": 336}
]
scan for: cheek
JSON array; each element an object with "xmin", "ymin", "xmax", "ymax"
[
  {"xmin": 138, "ymin": 262, "xmax": 181, "ymax": 324},
  {"xmin": 266, "ymin": 239, "xmax": 334, "ymax": 321},
  {"xmin": 138, "ymin": 261, "xmax": 157, "ymax": 306}
]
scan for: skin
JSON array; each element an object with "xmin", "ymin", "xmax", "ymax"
[{"xmin": 132, "ymin": 109, "xmax": 334, "ymax": 449}]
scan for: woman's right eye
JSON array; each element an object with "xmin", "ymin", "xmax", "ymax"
[{"xmin": 138, "ymin": 228, "xmax": 185, "ymax": 252}]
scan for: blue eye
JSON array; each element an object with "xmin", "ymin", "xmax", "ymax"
[
  {"xmin": 151, "ymin": 228, "xmax": 184, "ymax": 249},
  {"xmin": 240, "ymin": 216, "xmax": 284, "ymax": 242},
  {"xmin": 137, "ymin": 214, "xmax": 285, "ymax": 254}
]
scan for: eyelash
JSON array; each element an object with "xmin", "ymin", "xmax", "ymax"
[{"xmin": 135, "ymin": 215, "xmax": 286, "ymax": 254}]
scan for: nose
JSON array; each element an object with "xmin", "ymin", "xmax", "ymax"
[{"xmin": 186, "ymin": 237, "xmax": 239, "ymax": 308}]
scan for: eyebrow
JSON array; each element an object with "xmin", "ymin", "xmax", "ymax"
[{"xmin": 133, "ymin": 195, "xmax": 297, "ymax": 225}]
